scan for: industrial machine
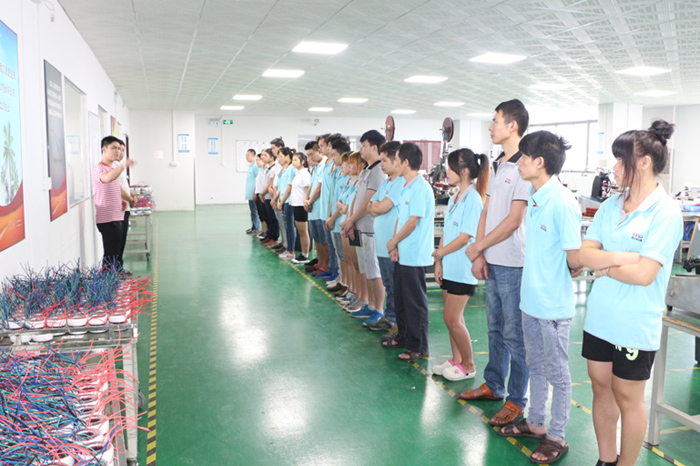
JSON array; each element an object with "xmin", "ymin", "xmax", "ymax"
[{"xmin": 590, "ymin": 168, "xmax": 617, "ymax": 202}]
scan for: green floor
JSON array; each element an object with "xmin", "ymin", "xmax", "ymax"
[{"xmin": 125, "ymin": 205, "xmax": 700, "ymax": 466}]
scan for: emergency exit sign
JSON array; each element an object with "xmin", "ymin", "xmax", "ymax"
[{"xmin": 223, "ymin": 120, "xmax": 234, "ymax": 125}]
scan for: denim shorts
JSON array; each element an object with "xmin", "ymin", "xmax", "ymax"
[{"xmin": 309, "ymin": 219, "xmax": 326, "ymax": 243}]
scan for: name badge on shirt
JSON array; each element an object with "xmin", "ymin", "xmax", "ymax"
[
  {"xmin": 540, "ymin": 224, "xmax": 547, "ymax": 232},
  {"xmin": 505, "ymin": 178, "xmax": 512, "ymax": 184},
  {"xmin": 632, "ymin": 232, "xmax": 643, "ymax": 242},
  {"xmin": 453, "ymin": 221, "xmax": 459, "ymax": 227}
]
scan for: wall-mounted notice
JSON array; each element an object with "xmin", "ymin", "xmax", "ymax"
[
  {"xmin": 208, "ymin": 138, "xmax": 219, "ymax": 155},
  {"xmin": 0, "ymin": 20, "xmax": 24, "ymax": 252},
  {"xmin": 44, "ymin": 60, "xmax": 67, "ymax": 221},
  {"xmin": 178, "ymin": 133, "xmax": 190, "ymax": 153},
  {"xmin": 236, "ymin": 140, "xmax": 267, "ymax": 173}
]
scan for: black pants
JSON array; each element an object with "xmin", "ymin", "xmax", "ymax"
[
  {"xmin": 255, "ymin": 197, "xmax": 268, "ymax": 225},
  {"xmin": 264, "ymin": 199, "xmax": 279, "ymax": 240},
  {"xmin": 120, "ymin": 211, "xmax": 130, "ymax": 262},
  {"xmin": 394, "ymin": 263, "xmax": 429, "ymax": 354},
  {"xmin": 97, "ymin": 221, "xmax": 124, "ymax": 270}
]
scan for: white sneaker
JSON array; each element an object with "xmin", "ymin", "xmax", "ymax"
[
  {"xmin": 279, "ymin": 251, "xmax": 295, "ymax": 260},
  {"xmin": 326, "ymin": 278, "xmax": 339, "ymax": 288},
  {"xmin": 443, "ymin": 364, "xmax": 476, "ymax": 382},
  {"xmin": 432, "ymin": 359, "xmax": 454, "ymax": 376}
]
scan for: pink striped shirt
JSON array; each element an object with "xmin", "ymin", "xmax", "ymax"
[{"xmin": 92, "ymin": 163, "xmax": 124, "ymax": 223}]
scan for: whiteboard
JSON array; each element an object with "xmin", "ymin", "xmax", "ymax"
[{"xmin": 236, "ymin": 140, "xmax": 268, "ymax": 172}]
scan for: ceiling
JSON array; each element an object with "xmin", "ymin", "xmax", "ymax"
[{"xmin": 57, "ymin": 0, "xmax": 700, "ymax": 120}]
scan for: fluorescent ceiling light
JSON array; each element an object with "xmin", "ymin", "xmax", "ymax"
[
  {"xmin": 338, "ymin": 97, "xmax": 368, "ymax": 103},
  {"xmin": 529, "ymin": 83, "xmax": 570, "ymax": 91},
  {"xmin": 233, "ymin": 94, "xmax": 262, "ymax": 101},
  {"xmin": 293, "ymin": 41, "xmax": 348, "ymax": 55},
  {"xmin": 220, "ymin": 105, "xmax": 244, "ymax": 110},
  {"xmin": 404, "ymin": 75, "xmax": 448, "ymax": 84},
  {"xmin": 262, "ymin": 69, "xmax": 305, "ymax": 78},
  {"xmin": 391, "ymin": 109, "xmax": 416, "ymax": 115},
  {"xmin": 308, "ymin": 107, "xmax": 333, "ymax": 112},
  {"xmin": 434, "ymin": 101, "xmax": 464, "ymax": 107},
  {"xmin": 470, "ymin": 52, "xmax": 526, "ymax": 64},
  {"xmin": 634, "ymin": 90, "xmax": 676, "ymax": 97},
  {"xmin": 467, "ymin": 112, "xmax": 492, "ymax": 118},
  {"xmin": 617, "ymin": 66, "xmax": 671, "ymax": 77}
]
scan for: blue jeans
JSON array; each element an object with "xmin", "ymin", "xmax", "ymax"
[
  {"xmin": 283, "ymin": 203, "xmax": 296, "ymax": 252},
  {"xmin": 483, "ymin": 264, "xmax": 529, "ymax": 409},
  {"xmin": 378, "ymin": 256, "xmax": 395, "ymax": 323},
  {"xmin": 248, "ymin": 200, "xmax": 260, "ymax": 230},
  {"xmin": 521, "ymin": 313, "xmax": 572, "ymax": 442},
  {"xmin": 324, "ymin": 226, "xmax": 339, "ymax": 276}
]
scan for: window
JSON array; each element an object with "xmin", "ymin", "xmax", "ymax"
[{"xmin": 528, "ymin": 120, "xmax": 597, "ymax": 172}]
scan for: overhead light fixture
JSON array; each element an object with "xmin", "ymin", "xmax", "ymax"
[
  {"xmin": 470, "ymin": 52, "xmax": 526, "ymax": 64},
  {"xmin": 308, "ymin": 107, "xmax": 333, "ymax": 112},
  {"xmin": 634, "ymin": 90, "xmax": 676, "ymax": 97},
  {"xmin": 434, "ymin": 101, "xmax": 464, "ymax": 107},
  {"xmin": 338, "ymin": 97, "xmax": 368, "ymax": 103},
  {"xmin": 529, "ymin": 83, "xmax": 570, "ymax": 91},
  {"xmin": 220, "ymin": 105, "xmax": 244, "ymax": 110},
  {"xmin": 293, "ymin": 41, "xmax": 348, "ymax": 55},
  {"xmin": 467, "ymin": 112, "xmax": 492, "ymax": 118},
  {"xmin": 233, "ymin": 94, "xmax": 262, "ymax": 101},
  {"xmin": 617, "ymin": 66, "xmax": 671, "ymax": 77},
  {"xmin": 262, "ymin": 69, "xmax": 305, "ymax": 78},
  {"xmin": 391, "ymin": 109, "xmax": 416, "ymax": 115},
  {"xmin": 404, "ymin": 76, "xmax": 448, "ymax": 84}
]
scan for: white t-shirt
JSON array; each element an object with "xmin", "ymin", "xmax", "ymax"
[{"xmin": 290, "ymin": 168, "xmax": 311, "ymax": 207}]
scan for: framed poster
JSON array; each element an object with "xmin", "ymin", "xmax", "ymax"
[
  {"xmin": 236, "ymin": 140, "xmax": 267, "ymax": 172},
  {"xmin": 0, "ymin": 20, "xmax": 24, "ymax": 251},
  {"xmin": 44, "ymin": 60, "xmax": 67, "ymax": 220}
]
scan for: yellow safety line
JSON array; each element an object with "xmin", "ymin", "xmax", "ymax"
[{"xmin": 146, "ymin": 228, "xmax": 159, "ymax": 466}]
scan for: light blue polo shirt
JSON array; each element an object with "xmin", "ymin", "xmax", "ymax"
[
  {"xmin": 245, "ymin": 163, "xmax": 259, "ymax": 201},
  {"xmin": 335, "ymin": 178, "xmax": 357, "ymax": 234},
  {"xmin": 330, "ymin": 174, "xmax": 350, "ymax": 231},
  {"xmin": 318, "ymin": 161, "xmax": 338, "ymax": 221},
  {"xmin": 442, "ymin": 185, "xmax": 483, "ymax": 285},
  {"xmin": 371, "ymin": 176, "xmax": 405, "ymax": 258},
  {"xmin": 396, "ymin": 176, "xmax": 435, "ymax": 267},
  {"xmin": 277, "ymin": 166, "xmax": 297, "ymax": 204},
  {"xmin": 584, "ymin": 184, "xmax": 682, "ymax": 350},
  {"xmin": 308, "ymin": 157, "xmax": 326, "ymax": 221},
  {"xmin": 520, "ymin": 176, "xmax": 582, "ymax": 320}
]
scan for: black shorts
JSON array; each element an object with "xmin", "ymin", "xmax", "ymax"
[
  {"xmin": 293, "ymin": 206, "xmax": 308, "ymax": 222},
  {"xmin": 582, "ymin": 331, "xmax": 656, "ymax": 381},
  {"xmin": 440, "ymin": 279, "xmax": 476, "ymax": 296}
]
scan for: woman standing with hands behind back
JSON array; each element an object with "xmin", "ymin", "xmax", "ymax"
[{"xmin": 579, "ymin": 120, "xmax": 682, "ymax": 466}]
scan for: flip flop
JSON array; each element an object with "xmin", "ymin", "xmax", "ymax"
[
  {"xmin": 530, "ymin": 438, "xmax": 569, "ymax": 464},
  {"xmin": 458, "ymin": 383, "xmax": 504, "ymax": 401},
  {"xmin": 382, "ymin": 339, "xmax": 404, "ymax": 348},
  {"xmin": 488, "ymin": 401, "xmax": 523, "ymax": 426},
  {"xmin": 497, "ymin": 419, "xmax": 546, "ymax": 439}
]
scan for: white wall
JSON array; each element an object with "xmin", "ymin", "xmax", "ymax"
[
  {"xmin": 129, "ymin": 110, "xmax": 195, "ymax": 211},
  {"xmin": 0, "ymin": 1, "xmax": 129, "ymax": 280}
]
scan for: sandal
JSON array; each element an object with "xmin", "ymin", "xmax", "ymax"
[
  {"xmin": 458, "ymin": 383, "xmax": 504, "ymax": 401},
  {"xmin": 530, "ymin": 438, "xmax": 569, "ymax": 464},
  {"xmin": 497, "ymin": 419, "xmax": 546, "ymax": 439},
  {"xmin": 488, "ymin": 401, "xmax": 523, "ymax": 426},
  {"xmin": 398, "ymin": 351, "xmax": 429, "ymax": 360},
  {"xmin": 382, "ymin": 339, "xmax": 404, "ymax": 348}
]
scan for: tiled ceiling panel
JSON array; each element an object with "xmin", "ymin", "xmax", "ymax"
[{"xmin": 57, "ymin": 0, "xmax": 700, "ymax": 119}]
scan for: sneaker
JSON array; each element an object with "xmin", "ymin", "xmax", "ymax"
[
  {"xmin": 311, "ymin": 268, "xmax": 327, "ymax": 276},
  {"xmin": 432, "ymin": 359, "xmax": 454, "ymax": 376},
  {"xmin": 308, "ymin": 258, "xmax": 319, "ymax": 266},
  {"xmin": 292, "ymin": 255, "xmax": 310, "ymax": 264},
  {"xmin": 246, "ymin": 228, "xmax": 254, "ymax": 234},
  {"xmin": 278, "ymin": 251, "xmax": 295, "ymax": 260},
  {"xmin": 335, "ymin": 291, "xmax": 352, "ymax": 302},
  {"xmin": 443, "ymin": 363, "xmax": 476, "ymax": 382},
  {"xmin": 344, "ymin": 300, "xmax": 366, "ymax": 313},
  {"xmin": 337, "ymin": 291, "xmax": 355, "ymax": 303},
  {"xmin": 350, "ymin": 305, "xmax": 372, "ymax": 319},
  {"xmin": 380, "ymin": 326, "xmax": 399, "ymax": 342},
  {"xmin": 362, "ymin": 310, "xmax": 384, "ymax": 326},
  {"xmin": 367, "ymin": 316, "xmax": 394, "ymax": 331},
  {"xmin": 272, "ymin": 243, "xmax": 284, "ymax": 250},
  {"xmin": 328, "ymin": 283, "xmax": 347, "ymax": 293},
  {"xmin": 257, "ymin": 233, "xmax": 266, "ymax": 239},
  {"xmin": 325, "ymin": 274, "xmax": 338, "ymax": 283},
  {"xmin": 276, "ymin": 248, "xmax": 288, "ymax": 255},
  {"xmin": 316, "ymin": 271, "xmax": 332, "ymax": 279},
  {"xmin": 326, "ymin": 277, "xmax": 339, "ymax": 288}
]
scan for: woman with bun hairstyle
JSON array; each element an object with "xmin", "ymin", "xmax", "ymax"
[
  {"xmin": 579, "ymin": 120, "xmax": 682, "ymax": 466},
  {"xmin": 431, "ymin": 148, "xmax": 489, "ymax": 381}
]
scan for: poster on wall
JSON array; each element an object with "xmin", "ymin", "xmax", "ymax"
[
  {"xmin": 0, "ymin": 20, "xmax": 24, "ymax": 252},
  {"xmin": 44, "ymin": 60, "xmax": 67, "ymax": 221}
]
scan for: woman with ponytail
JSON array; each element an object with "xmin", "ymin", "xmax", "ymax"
[
  {"xmin": 579, "ymin": 120, "xmax": 682, "ymax": 466},
  {"xmin": 431, "ymin": 148, "xmax": 489, "ymax": 381}
]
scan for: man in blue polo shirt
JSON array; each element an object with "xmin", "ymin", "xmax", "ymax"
[
  {"xmin": 384, "ymin": 142, "xmax": 435, "ymax": 361},
  {"xmin": 496, "ymin": 131, "xmax": 582, "ymax": 464}
]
